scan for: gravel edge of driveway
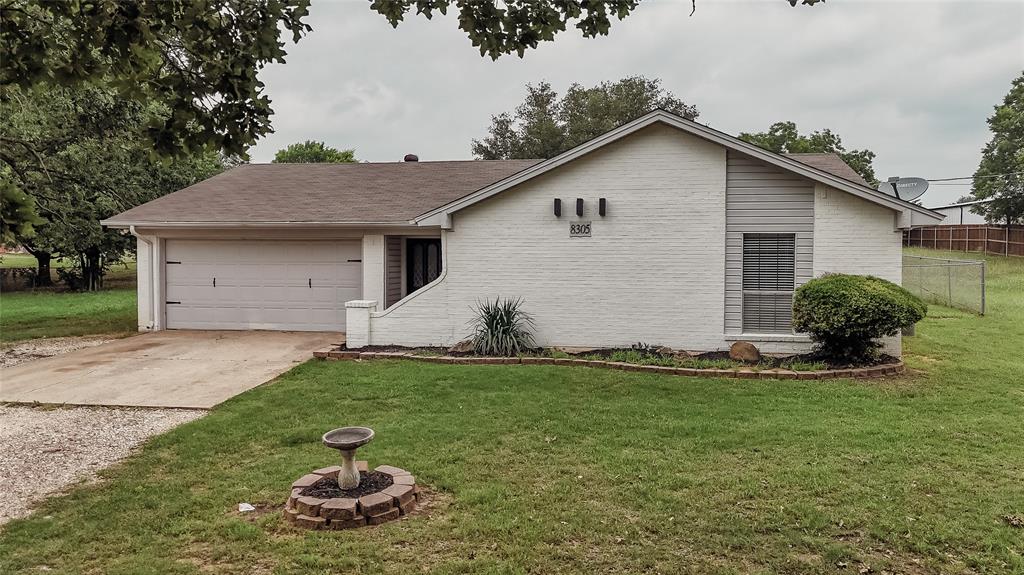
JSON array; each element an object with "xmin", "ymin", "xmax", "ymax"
[
  {"xmin": 0, "ymin": 335, "xmax": 120, "ymax": 369},
  {"xmin": 0, "ymin": 404, "xmax": 205, "ymax": 525}
]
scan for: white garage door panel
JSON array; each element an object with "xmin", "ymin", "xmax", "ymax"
[{"xmin": 165, "ymin": 240, "xmax": 361, "ymax": 331}]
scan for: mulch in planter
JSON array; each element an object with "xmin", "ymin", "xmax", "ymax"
[
  {"xmin": 300, "ymin": 472, "xmax": 393, "ymax": 499},
  {"xmin": 333, "ymin": 345, "xmax": 900, "ymax": 371}
]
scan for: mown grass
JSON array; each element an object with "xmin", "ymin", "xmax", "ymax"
[
  {"xmin": 0, "ymin": 250, "xmax": 1021, "ymax": 574},
  {"xmin": 0, "ymin": 288, "xmax": 137, "ymax": 342}
]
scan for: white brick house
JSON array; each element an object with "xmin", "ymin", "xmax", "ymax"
[{"xmin": 104, "ymin": 110, "xmax": 943, "ymax": 354}]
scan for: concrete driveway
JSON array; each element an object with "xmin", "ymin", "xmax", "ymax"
[{"xmin": 0, "ymin": 331, "xmax": 341, "ymax": 409}]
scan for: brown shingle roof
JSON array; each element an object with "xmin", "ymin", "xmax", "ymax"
[
  {"xmin": 106, "ymin": 152, "xmax": 871, "ymax": 227},
  {"xmin": 106, "ymin": 160, "xmax": 541, "ymax": 225},
  {"xmin": 782, "ymin": 153, "xmax": 870, "ymax": 187}
]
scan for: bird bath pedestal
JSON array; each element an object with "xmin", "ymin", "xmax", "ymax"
[{"xmin": 322, "ymin": 427, "xmax": 374, "ymax": 489}]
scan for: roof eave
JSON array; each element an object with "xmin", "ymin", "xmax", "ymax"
[
  {"xmin": 414, "ymin": 109, "xmax": 945, "ymax": 224},
  {"xmin": 100, "ymin": 220, "xmax": 423, "ymax": 229}
]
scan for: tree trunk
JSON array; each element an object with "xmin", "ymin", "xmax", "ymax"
[
  {"xmin": 82, "ymin": 247, "xmax": 103, "ymax": 291},
  {"xmin": 26, "ymin": 247, "xmax": 53, "ymax": 287}
]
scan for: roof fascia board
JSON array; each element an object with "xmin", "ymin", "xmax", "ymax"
[
  {"xmin": 414, "ymin": 110, "xmax": 943, "ymax": 224},
  {"xmin": 414, "ymin": 112, "xmax": 664, "ymax": 222},
  {"xmin": 100, "ymin": 220, "xmax": 423, "ymax": 229}
]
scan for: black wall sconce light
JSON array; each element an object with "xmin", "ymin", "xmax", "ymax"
[
  {"xmin": 553, "ymin": 198, "xmax": 562, "ymax": 217},
  {"xmin": 576, "ymin": 198, "xmax": 584, "ymax": 217},
  {"xmin": 599, "ymin": 198, "xmax": 606, "ymax": 216}
]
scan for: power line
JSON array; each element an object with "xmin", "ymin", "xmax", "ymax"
[{"xmin": 925, "ymin": 171, "xmax": 1024, "ymax": 183}]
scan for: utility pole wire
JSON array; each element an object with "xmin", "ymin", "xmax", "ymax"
[{"xmin": 925, "ymin": 171, "xmax": 1024, "ymax": 183}]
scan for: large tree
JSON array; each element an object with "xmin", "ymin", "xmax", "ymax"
[
  {"xmin": 738, "ymin": 121, "xmax": 878, "ymax": 186},
  {"xmin": 473, "ymin": 76, "xmax": 698, "ymax": 160},
  {"xmin": 370, "ymin": 0, "xmax": 823, "ymax": 59},
  {"xmin": 273, "ymin": 141, "xmax": 357, "ymax": 163},
  {"xmin": 969, "ymin": 71, "xmax": 1024, "ymax": 225},
  {"xmin": 1, "ymin": 85, "xmax": 227, "ymax": 288},
  {"xmin": 1, "ymin": 0, "xmax": 312, "ymax": 158},
  {"xmin": 1, "ymin": 0, "xmax": 823, "ymax": 236}
]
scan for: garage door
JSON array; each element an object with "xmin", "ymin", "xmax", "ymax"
[{"xmin": 164, "ymin": 240, "xmax": 361, "ymax": 331}]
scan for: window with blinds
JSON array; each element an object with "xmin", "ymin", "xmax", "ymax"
[{"xmin": 742, "ymin": 233, "xmax": 796, "ymax": 333}]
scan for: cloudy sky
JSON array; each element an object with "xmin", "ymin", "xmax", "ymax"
[{"xmin": 252, "ymin": 0, "xmax": 1024, "ymax": 206}]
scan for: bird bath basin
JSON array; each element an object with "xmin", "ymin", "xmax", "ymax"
[{"xmin": 322, "ymin": 427, "xmax": 374, "ymax": 489}]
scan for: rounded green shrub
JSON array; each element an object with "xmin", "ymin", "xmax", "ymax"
[{"xmin": 792, "ymin": 274, "xmax": 926, "ymax": 364}]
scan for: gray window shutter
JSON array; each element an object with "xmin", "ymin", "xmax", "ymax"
[{"xmin": 742, "ymin": 234, "xmax": 796, "ymax": 333}]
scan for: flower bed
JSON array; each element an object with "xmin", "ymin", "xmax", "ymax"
[
  {"xmin": 313, "ymin": 348, "xmax": 905, "ymax": 381},
  {"xmin": 284, "ymin": 462, "xmax": 419, "ymax": 530}
]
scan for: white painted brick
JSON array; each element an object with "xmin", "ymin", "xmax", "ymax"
[
  {"xmin": 813, "ymin": 184, "xmax": 903, "ymax": 355},
  {"xmin": 369, "ymin": 124, "xmax": 729, "ymax": 349}
]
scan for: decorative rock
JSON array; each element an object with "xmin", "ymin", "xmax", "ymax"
[
  {"xmin": 287, "ymin": 488, "xmax": 303, "ymax": 508},
  {"xmin": 356, "ymin": 460, "xmax": 369, "ymax": 473},
  {"xmin": 320, "ymin": 498, "xmax": 358, "ymax": 520},
  {"xmin": 292, "ymin": 473, "xmax": 323, "ymax": 489},
  {"xmin": 367, "ymin": 507, "xmax": 401, "ymax": 525},
  {"xmin": 448, "ymin": 339, "xmax": 475, "ymax": 354},
  {"xmin": 283, "ymin": 507, "xmax": 301, "ymax": 523},
  {"xmin": 729, "ymin": 341, "xmax": 761, "ymax": 363},
  {"xmin": 326, "ymin": 515, "xmax": 366, "ymax": 530},
  {"xmin": 358, "ymin": 492, "xmax": 394, "ymax": 516},
  {"xmin": 294, "ymin": 514, "xmax": 326, "ymax": 529},
  {"xmin": 312, "ymin": 465, "xmax": 342, "ymax": 478},
  {"xmin": 382, "ymin": 484, "xmax": 416, "ymax": 506},
  {"xmin": 374, "ymin": 465, "xmax": 410, "ymax": 477},
  {"xmin": 295, "ymin": 496, "xmax": 327, "ymax": 517}
]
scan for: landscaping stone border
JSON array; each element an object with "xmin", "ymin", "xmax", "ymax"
[
  {"xmin": 284, "ymin": 461, "xmax": 419, "ymax": 530},
  {"xmin": 312, "ymin": 350, "xmax": 905, "ymax": 380}
]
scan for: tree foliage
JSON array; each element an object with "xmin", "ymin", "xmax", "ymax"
[
  {"xmin": 473, "ymin": 76, "xmax": 698, "ymax": 160},
  {"xmin": 1, "ymin": 85, "xmax": 227, "ymax": 289},
  {"xmin": 370, "ymin": 0, "xmax": 824, "ymax": 59},
  {"xmin": 0, "ymin": 0, "xmax": 312, "ymax": 158},
  {"xmin": 739, "ymin": 121, "xmax": 878, "ymax": 186},
  {"xmin": 273, "ymin": 141, "xmax": 357, "ymax": 164},
  {"xmin": 969, "ymin": 71, "xmax": 1024, "ymax": 225}
]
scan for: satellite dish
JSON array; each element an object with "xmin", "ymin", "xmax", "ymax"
[{"xmin": 877, "ymin": 177, "xmax": 928, "ymax": 202}]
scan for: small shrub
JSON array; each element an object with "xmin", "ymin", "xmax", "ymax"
[
  {"xmin": 793, "ymin": 274, "xmax": 926, "ymax": 364},
  {"xmin": 781, "ymin": 359, "xmax": 827, "ymax": 372},
  {"xmin": 608, "ymin": 350, "xmax": 676, "ymax": 366},
  {"xmin": 468, "ymin": 297, "xmax": 536, "ymax": 356}
]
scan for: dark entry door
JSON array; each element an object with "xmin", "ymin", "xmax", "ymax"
[{"xmin": 407, "ymin": 239, "xmax": 442, "ymax": 294}]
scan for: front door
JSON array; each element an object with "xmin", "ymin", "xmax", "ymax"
[{"xmin": 406, "ymin": 238, "xmax": 442, "ymax": 294}]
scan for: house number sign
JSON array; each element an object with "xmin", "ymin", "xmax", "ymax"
[{"xmin": 569, "ymin": 221, "xmax": 592, "ymax": 237}]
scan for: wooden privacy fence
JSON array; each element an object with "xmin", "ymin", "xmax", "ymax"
[{"xmin": 903, "ymin": 224, "xmax": 1024, "ymax": 257}]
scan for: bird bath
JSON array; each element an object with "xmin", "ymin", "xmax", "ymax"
[{"xmin": 322, "ymin": 427, "xmax": 374, "ymax": 489}]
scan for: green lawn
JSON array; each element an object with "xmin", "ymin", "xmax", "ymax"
[
  {"xmin": 1, "ymin": 250, "xmax": 1022, "ymax": 574},
  {"xmin": 0, "ymin": 288, "xmax": 137, "ymax": 342},
  {"xmin": 0, "ymin": 253, "xmax": 54, "ymax": 269}
]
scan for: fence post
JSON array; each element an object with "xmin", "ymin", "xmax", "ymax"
[
  {"xmin": 947, "ymin": 264, "xmax": 953, "ymax": 307},
  {"xmin": 981, "ymin": 260, "xmax": 986, "ymax": 315}
]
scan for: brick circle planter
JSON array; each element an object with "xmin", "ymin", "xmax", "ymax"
[
  {"xmin": 284, "ymin": 461, "xmax": 418, "ymax": 530},
  {"xmin": 313, "ymin": 349, "xmax": 905, "ymax": 380}
]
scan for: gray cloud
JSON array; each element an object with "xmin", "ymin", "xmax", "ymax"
[{"xmin": 253, "ymin": 0, "xmax": 1024, "ymax": 206}]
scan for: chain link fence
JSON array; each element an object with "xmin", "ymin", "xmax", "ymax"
[{"xmin": 902, "ymin": 255, "xmax": 986, "ymax": 314}]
